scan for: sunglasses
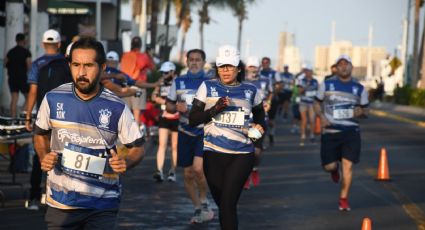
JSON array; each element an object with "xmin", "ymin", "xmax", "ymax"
[{"xmin": 161, "ymin": 71, "xmax": 171, "ymax": 75}]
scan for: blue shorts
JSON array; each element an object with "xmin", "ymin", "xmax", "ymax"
[
  {"xmin": 320, "ymin": 130, "xmax": 361, "ymax": 165},
  {"xmin": 177, "ymin": 131, "xmax": 204, "ymax": 168}
]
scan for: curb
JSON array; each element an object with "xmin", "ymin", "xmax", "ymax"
[{"xmin": 370, "ymin": 109, "xmax": 425, "ymax": 128}]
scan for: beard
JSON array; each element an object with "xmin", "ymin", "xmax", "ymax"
[{"xmin": 74, "ymin": 73, "xmax": 100, "ymax": 94}]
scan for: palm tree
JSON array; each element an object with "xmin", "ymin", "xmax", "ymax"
[
  {"xmin": 227, "ymin": 0, "xmax": 257, "ymax": 51},
  {"xmin": 412, "ymin": 0, "xmax": 420, "ymax": 87},
  {"xmin": 196, "ymin": 0, "xmax": 227, "ymax": 50},
  {"xmin": 173, "ymin": 0, "xmax": 193, "ymax": 62}
]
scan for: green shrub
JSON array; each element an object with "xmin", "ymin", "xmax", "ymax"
[
  {"xmin": 393, "ymin": 85, "xmax": 412, "ymax": 105},
  {"xmin": 409, "ymin": 88, "xmax": 425, "ymax": 107}
]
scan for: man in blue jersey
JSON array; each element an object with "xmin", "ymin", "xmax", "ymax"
[
  {"xmin": 279, "ymin": 65, "xmax": 294, "ymax": 120},
  {"xmin": 314, "ymin": 55, "xmax": 369, "ymax": 211},
  {"xmin": 34, "ymin": 37, "xmax": 145, "ymax": 229},
  {"xmin": 166, "ymin": 49, "xmax": 214, "ymax": 224},
  {"xmin": 259, "ymin": 57, "xmax": 282, "ymax": 147},
  {"xmin": 25, "ymin": 29, "xmax": 73, "ymax": 210}
]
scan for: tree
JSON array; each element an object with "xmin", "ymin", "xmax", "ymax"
[
  {"xmin": 227, "ymin": 0, "xmax": 257, "ymax": 51},
  {"xmin": 173, "ymin": 0, "xmax": 193, "ymax": 62},
  {"xmin": 196, "ymin": 0, "xmax": 227, "ymax": 50}
]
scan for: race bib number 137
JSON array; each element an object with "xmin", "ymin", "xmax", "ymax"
[{"xmin": 213, "ymin": 111, "xmax": 245, "ymax": 127}]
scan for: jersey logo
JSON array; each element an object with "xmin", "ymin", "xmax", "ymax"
[
  {"xmin": 210, "ymin": 87, "xmax": 218, "ymax": 97},
  {"xmin": 244, "ymin": 89, "xmax": 253, "ymax": 100},
  {"xmin": 56, "ymin": 103, "xmax": 66, "ymax": 119},
  {"xmin": 329, "ymin": 83, "xmax": 335, "ymax": 91},
  {"xmin": 99, "ymin": 109, "xmax": 112, "ymax": 129},
  {"xmin": 352, "ymin": 86, "xmax": 359, "ymax": 95},
  {"xmin": 179, "ymin": 81, "xmax": 186, "ymax": 89}
]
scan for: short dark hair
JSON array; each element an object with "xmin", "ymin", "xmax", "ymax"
[
  {"xmin": 261, "ymin": 57, "xmax": 271, "ymax": 63},
  {"xmin": 131, "ymin": 36, "xmax": 142, "ymax": 50},
  {"xmin": 16, "ymin": 33, "xmax": 25, "ymax": 42},
  {"xmin": 187, "ymin": 49, "xmax": 206, "ymax": 61},
  {"xmin": 69, "ymin": 37, "xmax": 106, "ymax": 66}
]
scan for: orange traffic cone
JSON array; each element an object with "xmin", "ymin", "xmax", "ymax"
[
  {"xmin": 376, "ymin": 148, "xmax": 391, "ymax": 181},
  {"xmin": 361, "ymin": 217, "xmax": 372, "ymax": 230},
  {"xmin": 314, "ymin": 116, "xmax": 321, "ymax": 135}
]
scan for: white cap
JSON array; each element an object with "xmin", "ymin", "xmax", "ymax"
[
  {"xmin": 335, "ymin": 54, "xmax": 352, "ymax": 64},
  {"xmin": 216, "ymin": 45, "xmax": 240, "ymax": 67},
  {"xmin": 65, "ymin": 42, "xmax": 74, "ymax": 57},
  {"xmin": 303, "ymin": 64, "xmax": 313, "ymax": 71},
  {"xmin": 106, "ymin": 51, "xmax": 119, "ymax": 61},
  {"xmin": 246, "ymin": 56, "xmax": 260, "ymax": 67},
  {"xmin": 160, "ymin": 61, "xmax": 176, "ymax": 72},
  {"xmin": 42, "ymin": 29, "xmax": 61, "ymax": 43}
]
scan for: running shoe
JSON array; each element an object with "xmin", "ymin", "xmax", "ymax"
[
  {"xmin": 190, "ymin": 209, "xmax": 203, "ymax": 224},
  {"xmin": 331, "ymin": 165, "xmax": 340, "ymax": 183},
  {"xmin": 167, "ymin": 170, "xmax": 176, "ymax": 182},
  {"xmin": 299, "ymin": 138, "xmax": 305, "ymax": 146},
  {"xmin": 243, "ymin": 178, "xmax": 251, "ymax": 190},
  {"xmin": 338, "ymin": 198, "xmax": 351, "ymax": 211},
  {"xmin": 201, "ymin": 201, "xmax": 214, "ymax": 222},
  {"xmin": 153, "ymin": 170, "xmax": 164, "ymax": 182},
  {"xmin": 251, "ymin": 170, "xmax": 260, "ymax": 187},
  {"xmin": 25, "ymin": 199, "xmax": 40, "ymax": 211}
]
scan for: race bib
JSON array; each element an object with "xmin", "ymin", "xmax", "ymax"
[
  {"xmin": 212, "ymin": 111, "xmax": 245, "ymax": 127},
  {"xmin": 61, "ymin": 143, "xmax": 107, "ymax": 179},
  {"xmin": 332, "ymin": 104, "xmax": 354, "ymax": 120},
  {"xmin": 306, "ymin": 90, "xmax": 317, "ymax": 97}
]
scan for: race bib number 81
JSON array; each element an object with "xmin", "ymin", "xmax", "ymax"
[
  {"xmin": 61, "ymin": 143, "xmax": 107, "ymax": 179},
  {"xmin": 213, "ymin": 111, "xmax": 245, "ymax": 127}
]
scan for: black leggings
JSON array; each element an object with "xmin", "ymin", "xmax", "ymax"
[{"xmin": 203, "ymin": 151, "xmax": 254, "ymax": 230}]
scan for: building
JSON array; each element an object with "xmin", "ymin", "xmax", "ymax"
[
  {"xmin": 314, "ymin": 40, "xmax": 387, "ymax": 82},
  {"xmin": 277, "ymin": 31, "xmax": 302, "ymax": 73}
]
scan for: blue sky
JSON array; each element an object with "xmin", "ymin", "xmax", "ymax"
[{"xmin": 169, "ymin": 0, "xmax": 409, "ymax": 66}]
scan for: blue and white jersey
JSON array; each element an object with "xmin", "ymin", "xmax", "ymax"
[
  {"xmin": 27, "ymin": 54, "xmax": 65, "ymax": 85},
  {"xmin": 167, "ymin": 71, "xmax": 208, "ymax": 136},
  {"xmin": 35, "ymin": 83, "xmax": 142, "ymax": 210},
  {"xmin": 195, "ymin": 79, "xmax": 263, "ymax": 154},
  {"xmin": 243, "ymin": 76, "xmax": 273, "ymax": 101},
  {"xmin": 280, "ymin": 72, "xmax": 294, "ymax": 92},
  {"xmin": 260, "ymin": 69, "xmax": 281, "ymax": 85},
  {"xmin": 316, "ymin": 77, "xmax": 369, "ymax": 132},
  {"xmin": 299, "ymin": 77, "xmax": 319, "ymax": 105}
]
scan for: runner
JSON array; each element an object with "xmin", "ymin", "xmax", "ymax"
[
  {"xmin": 189, "ymin": 45, "xmax": 266, "ymax": 230},
  {"xmin": 25, "ymin": 29, "xmax": 73, "ymax": 210},
  {"xmin": 33, "ymin": 37, "xmax": 145, "ymax": 229},
  {"xmin": 4, "ymin": 33, "xmax": 32, "ymax": 117},
  {"xmin": 279, "ymin": 64, "xmax": 294, "ymax": 121},
  {"xmin": 314, "ymin": 54, "xmax": 369, "ymax": 211},
  {"xmin": 166, "ymin": 49, "xmax": 214, "ymax": 223},
  {"xmin": 242, "ymin": 56, "xmax": 272, "ymax": 189},
  {"xmin": 259, "ymin": 57, "xmax": 282, "ymax": 147},
  {"xmin": 151, "ymin": 61, "xmax": 179, "ymax": 182},
  {"xmin": 297, "ymin": 65, "xmax": 318, "ymax": 146}
]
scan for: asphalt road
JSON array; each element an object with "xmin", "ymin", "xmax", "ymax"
[{"xmin": 1, "ymin": 111, "xmax": 424, "ymax": 230}]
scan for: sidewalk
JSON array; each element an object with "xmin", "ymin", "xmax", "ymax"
[{"xmin": 369, "ymin": 101, "xmax": 425, "ymax": 127}]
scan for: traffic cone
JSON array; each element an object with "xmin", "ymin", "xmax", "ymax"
[
  {"xmin": 376, "ymin": 148, "xmax": 391, "ymax": 181},
  {"xmin": 314, "ymin": 115, "xmax": 321, "ymax": 135},
  {"xmin": 361, "ymin": 217, "xmax": 372, "ymax": 230}
]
